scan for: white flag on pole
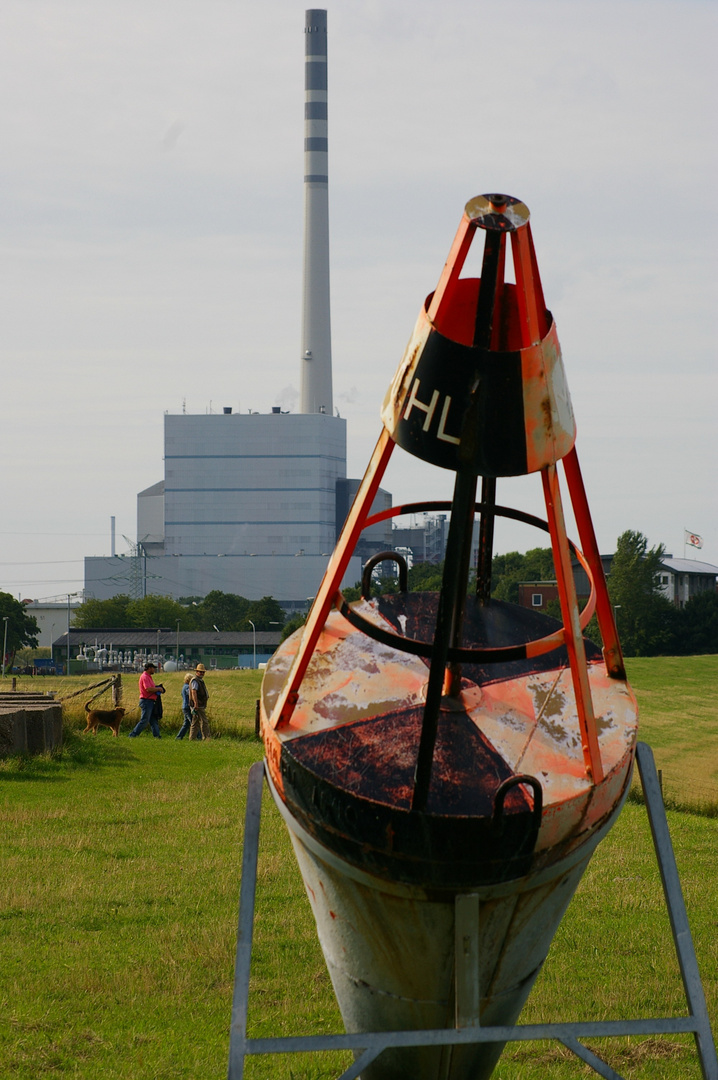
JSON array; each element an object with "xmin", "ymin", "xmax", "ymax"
[{"xmin": 684, "ymin": 530, "xmax": 703, "ymax": 550}]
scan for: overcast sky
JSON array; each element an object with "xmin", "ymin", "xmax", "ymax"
[{"xmin": 1, "ymin": 0, "xmax": 715, "ymax": 602}]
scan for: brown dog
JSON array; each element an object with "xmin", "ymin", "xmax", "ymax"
[{"xmin": 83, "ymin": 702, "xmax": 126, "ymax": 737}]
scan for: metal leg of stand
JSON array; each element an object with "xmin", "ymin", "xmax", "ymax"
[
  {"xmin": 227, "ymin": 760, "xmax": 265, "ymax": 1080},
  {"xmin": 560, "ymin": 1036, "xmax": 623, "ymax": 1079},
  {"xmin": 336, "ymin": 1047, "xmax": 381, "ymax": 1080},
  {"xmin": 455, "ymin": 892, "xmax": 481, "ymax": 1029},
  {"xmin": 636, "ymin": 742, "xmax": 718, "ymax": 1080}
]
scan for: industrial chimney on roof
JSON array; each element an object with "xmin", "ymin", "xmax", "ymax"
[{"xmin": 300, "ymin": 9, "xmax": 333, "ymax": 416}]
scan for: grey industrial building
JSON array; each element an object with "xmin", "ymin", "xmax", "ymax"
[
  {"xmin": 84, "ymin": 410, "xmax": 374, "ymax": 613},
  {"xmin": 84, "ymin": 11, "xmax": 397, "ymax": 613}
]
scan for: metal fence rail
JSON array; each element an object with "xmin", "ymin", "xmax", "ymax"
[{"xmin": 228, "ymin": 745, "xmax": 717, "ymax": 1080}]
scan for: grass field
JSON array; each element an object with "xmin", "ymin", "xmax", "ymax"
[
  {"xmin": 1, "ymin": 660, "xmax": 716, "ymax": 1078},
  {"xmin": 625, "ymin": 655, "xmax": 718, "ymax": 813}
]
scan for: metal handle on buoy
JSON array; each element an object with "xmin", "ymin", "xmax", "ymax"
[
  {"xmin": 491, "ymin": 774, "xmax": 543, "ymax": 836},
  {"xmin": 361, "ymin": 551, "xmax": 409, "ymax": 599}
]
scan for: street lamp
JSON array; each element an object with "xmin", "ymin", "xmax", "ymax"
[
  {"xmin": 49, "ymin": 623, "xmax": 57, "ymax": 669},
  {"xmin": 176, "ymin": 620, "xmax": 181, "ymax": 668},
  {"xmin": 614, "ymin": 605, "xmax": 621, "ymax": 627},
  {"xmin": 2, "ymin": 616, "xmax": 8, "ymax": 679},
  {"xmin": 62, "ymin": 591, "xmax": 82, "ymax": 675},
  {"xmin": 248, "ymin": 619, "xmax": 256, "ymax": 669}
]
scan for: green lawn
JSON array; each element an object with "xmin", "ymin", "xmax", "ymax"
[
  {"xmin": 1, "ymin": 662, "xmax": 716, "ymax": 1078},
  {"xmin": 626, "ymin": 655, "xmax": 718, "ymax": 812}
]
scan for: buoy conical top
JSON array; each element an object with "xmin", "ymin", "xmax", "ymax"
[{"xmin": 381, "ymin": 193, "xmax": 575, "ymax": 476}]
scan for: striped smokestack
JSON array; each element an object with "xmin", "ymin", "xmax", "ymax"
[{"xmin": 300, "ymin": 9, "xmax": 333, "ymax": 416}]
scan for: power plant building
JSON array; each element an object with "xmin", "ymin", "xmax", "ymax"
[
  {"xmin": 83, "ymin": 11, "xmax": 453, "ymax": 609},
  {"xmin": 84, "ymin": 408, "xmax": 363, "ymax": 611},
  {"xmin": 85, "ymin": 11, "xmax": 375, "ymax": 611}
]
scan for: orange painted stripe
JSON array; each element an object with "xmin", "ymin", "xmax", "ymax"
[{"xmin": 542, "ymin": 464, "xmax": 604, "ymax": 784}]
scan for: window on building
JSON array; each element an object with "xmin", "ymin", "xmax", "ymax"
[{"xmin": 532, "ymin": 593, "xmax": 543, "ymax": 607}]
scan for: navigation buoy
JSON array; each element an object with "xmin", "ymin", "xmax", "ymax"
[{"xmin": 260, "ymin": 193, "xmax": 638, "ymax": 1080}]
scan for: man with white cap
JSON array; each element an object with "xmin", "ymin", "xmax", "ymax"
[{"xmin": 189, "ymin": 663, "xmax": 211, "ymax": 740}]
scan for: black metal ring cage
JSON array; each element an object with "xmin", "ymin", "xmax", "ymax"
[{"xmin": 336, "ymin": 500, "xmax": 596, "ymax": 664}]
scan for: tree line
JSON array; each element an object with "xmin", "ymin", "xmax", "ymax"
[
  {"xmin": 0, "ymin": 592, "xmax": 40, "ymax": 671},
  {"xmin": 71, "ymin": 591, "xmax": 286, "ymax": 633}
]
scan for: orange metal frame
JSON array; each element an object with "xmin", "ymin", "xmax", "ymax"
[{"xmin": 270, "ymin": 198, "xmax": 626, "ymax": 787}]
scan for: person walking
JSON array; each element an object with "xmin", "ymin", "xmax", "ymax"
[
  {"xmin": 189, "ymin": 663, "xmax": 211, "ymax": 740},
  {"xmin": 175, "ymin": 673, "xmax": 199, "ymax": 740},
  {"xmin": 128, "ymin": 661, "xmax": 165, "ymax": 738}
]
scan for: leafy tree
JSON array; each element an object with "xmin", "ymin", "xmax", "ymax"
[
  {"xmin": 407, "ymin": 562, "xmax": 445, "ymax": 592},
  {"xmin": 246, "ymin": 596, "xmax": 286, "ymax": 631},
  {"xmin": 608, "ymin": 530, "xmax": 677, "ymax": 656},
  {"xmin": 73, "ymin": 595, "xmax": 133, "ymax": 629},
  {"xmin": 74, "ymin": 594, "xmax": 196, "ymax": 630},
  {"xmin": 490, "ymin": 547, "xmax": 555, "ymax": 603},
  {"xmin": 673, "ymin": 591, "xmax": 718, "ymax": 655},
  {"xmin": 72, "ymin": 590, "xmax": 288, "ymax": 635},
  {"xmin": 0, "ymin": 592, "xmax": 40, "ymax": 670},
  {"xmin": 281, "ymin": 613, "xmax": 306, "ymax": 641},
  {"xmin": 125, "ymin": 595, "xmax": 190, "ymax": 628},
  {"xmin": 192, "ymin": 590, "xmax": 250, "ymax": 631}
]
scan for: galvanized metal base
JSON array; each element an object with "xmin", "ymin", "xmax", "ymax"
[{"xmin": 227, "ymin": 743, "xmax": 717, "ymax": 1080}]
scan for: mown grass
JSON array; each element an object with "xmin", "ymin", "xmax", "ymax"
[
  {"xmin": 1, "ymin": 661, "xmax": 716, "ymax": 1078},
  {"xmin": 626, "ymin": 655, "xmax": 718, "ymax": 814}
]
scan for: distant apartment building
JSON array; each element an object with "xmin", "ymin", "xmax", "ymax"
[{"xmin": 657, "ymin": 557, "xmax": 718, "ymax": 608}]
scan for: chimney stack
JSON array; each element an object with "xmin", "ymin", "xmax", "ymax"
[{"xmin": 300, "ymin": 9, "xmax": 333, "ymax": 416}]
